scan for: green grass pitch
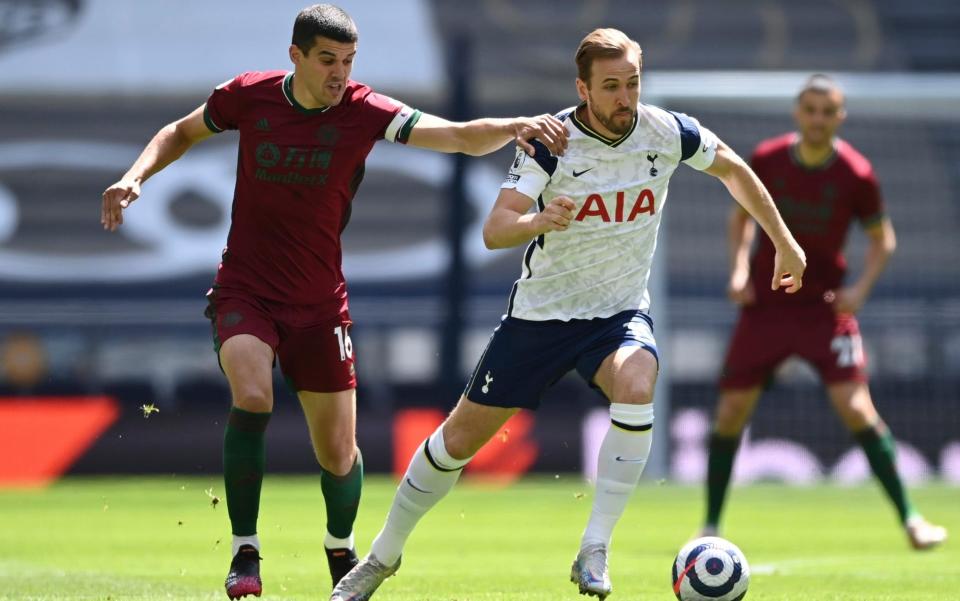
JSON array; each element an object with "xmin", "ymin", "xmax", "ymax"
[{"xmin": 0, "ymin": 476, "xmax": 957, "ymax": 600}]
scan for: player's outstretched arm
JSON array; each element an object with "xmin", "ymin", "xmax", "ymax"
[
  {"xmin": 705, "ymin": 140, "xmax": 806, "ymax": 293},
  {"xmin": 482, "ymin": 189, "xmax": 575, "ymax": 249},
  {"xmin": 405, "ymin": 112, "xmax": 568, "ymax": 157},
  {"xmin": 101, "ymin": 104, "xmax": 214, "ymax": 231}
]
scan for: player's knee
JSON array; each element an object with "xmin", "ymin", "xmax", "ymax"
[
  {"xmin": 618, "ymin": 380, "xmax": 654, "ymax": 405},
  {"xmin": 316, "ymin": 441, "xmax": 357, "ymax": 475},
  {"xmin": 232, "ymin": 388, "xmax": 273, "ymax": 412},
  {"xmin": 714, "ymin": 396, "xmax": 750, "ymax": 434}
]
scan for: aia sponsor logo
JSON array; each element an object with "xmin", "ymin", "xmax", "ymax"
[{"xmin": 575, "ymin": 190, "xmax": 656, "ymax": 222}]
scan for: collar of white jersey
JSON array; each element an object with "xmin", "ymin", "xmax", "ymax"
[{"xmin": 570, "ymin": 102, "xmax": 637, "ymax": 148}]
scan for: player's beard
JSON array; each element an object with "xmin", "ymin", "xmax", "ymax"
[{"xmin": 590, "ymin": 102, "xmax": 636, "ymax": 136}]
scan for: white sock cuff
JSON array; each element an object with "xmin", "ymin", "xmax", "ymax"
[
  {"xmin": 426, "ymin": 426, "xmax": 471, "ymax": 471},
  {"xmin": 232, "ymin": 534, "xmax": 260, "ymax": 556},
  {"xmin": 610, "ymin": 402, "xmax": 654, "ymax": 428},
  {"xmin": 324, "ymin": 532, "xmax": 354, "ymax": 550}
]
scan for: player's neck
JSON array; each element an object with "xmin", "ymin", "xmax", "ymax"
[
  {"xmin": 578, "ymin": 104, "xmax": 621, "ymax": 142},
  {"xmin": 795, "ymin": 138, "xmax": 835, "ymax": 168},
  {"xmin": 289, "ymin": 74, "xmax": 328, "ymax": 110}
]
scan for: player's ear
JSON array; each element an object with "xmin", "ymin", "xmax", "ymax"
[
  {"xmin": 576, "ymin": 78, "xmax": 588, "ymax": 102},
  {"xmin": 289, "ymin": 44, "xmax": 303, "ymax": 66}
]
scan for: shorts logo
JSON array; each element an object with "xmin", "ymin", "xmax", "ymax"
[
  {"xmin": 481, "ymin": 371, "xmax": 494, "ymax": 394},
  {"xmin": 512, "ymin": 149, "xmax": 526, "ymax": 170}
]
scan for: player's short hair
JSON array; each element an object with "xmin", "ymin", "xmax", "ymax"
[
  {"xmin": 575, "ymin": 28, "xmax": 642, "ymax": 86},
  {"xmin": 292, "ymin": 4, "xmax": 358, "ymax": 54},
  {"xmin": 796, "ymin": 74, "xmax": 843, "ymax": 102}
]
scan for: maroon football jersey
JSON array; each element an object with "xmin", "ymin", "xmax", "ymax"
[
  {"xmin": 748, "ymin": 133, "xmax": 884, "ymax": 306},
  {"xmin": 203, "ymin": 71, "xmax": 420, "ymax": 312}
]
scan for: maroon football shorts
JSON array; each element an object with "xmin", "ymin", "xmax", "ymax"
[
  {"xmin": 204, "ymin": 287, "xmax": 356, "ymax": 393},
  {"xmin": 719, "ymin": 303, "xmax": 867, "ymax": 390}
]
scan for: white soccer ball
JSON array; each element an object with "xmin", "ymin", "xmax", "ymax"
[{"xmin": 672, "ymin": 536, "xmax": 750, "ymax": 601}]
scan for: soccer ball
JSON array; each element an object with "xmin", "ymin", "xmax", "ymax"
[{"xmin": 672, "ymin": 536, "xmax": 750, "ymax": 601}]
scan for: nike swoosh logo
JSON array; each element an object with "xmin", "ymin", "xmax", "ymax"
[
  {"xmin": 702, "ymin": 144, "xmax": 709, "ymax": 152},
  {"xmin": 615, "ymin": 456, "xmax": 648, "ymax": 463},
  {"xmin": 405, "ymin": 478, "xmax": 432, "ymax": 494},
  {"xmin": 572, "ymin": 168, "xmax": 594, "ymax": 177}
]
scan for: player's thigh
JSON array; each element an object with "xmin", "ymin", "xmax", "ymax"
[
  {"xmin": 277, "ymin": 311, "xmax": 357, "ymax": 393},
  {"xmin": 205, "ymin": 287, "xmax": 279, "ymax": 411},
  {"xmin": 219, "ymin": 335, "xmax": 276, "ymax": 412},
  {"xmin": 298, "ymin": 388, "xmax": 357, "ymax": 474},
  {"xmin": 803, "ymin": 311, "xmax": 868, "ymax": 385},
  {"xmin": 713, "ymin": 385, "xmax": 763, "ymax": 435},
  {"xmin": 718, "ymin": 308, "xmax": 791, "ymax": 390},
  {"xmin": 442, "ymin": 395, "xmax": 519, "ymax": 460},
  {"xmin": 576, "ymin": 310, "xmax": 658, "ymax": 404},
  {"xmin": 826, "ymin": 380, "xmax": 878, "ymax": 431},
  {"xmin": 463, "ymin": 317, "xmax": 579, "ymax": 411}
]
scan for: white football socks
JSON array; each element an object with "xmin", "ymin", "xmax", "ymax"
[
  {"xmin": 370, "ymin": 426, "xmax": 472, "ymax": 565},
  {"xmin": 232, "ymin": 534, "xmax": 260, "ymax": 556},
  {"xmin": 581, "ymin": 402, "xmax": 654, "ymax": 549},
  {"xmin": 324, "ymin": 531, "xmax": 354, "ymax": 550}
]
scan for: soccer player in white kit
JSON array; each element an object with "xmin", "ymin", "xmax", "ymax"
[{"xmin": 332, "ymin": 28, "xmax": 806, "ymax": 601}]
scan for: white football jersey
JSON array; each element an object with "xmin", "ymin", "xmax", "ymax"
[{"xmin": 501, "ymin": 102, "xmax": 718, "ymax": 321}]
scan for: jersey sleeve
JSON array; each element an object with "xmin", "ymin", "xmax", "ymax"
[
  {"xmin": 203, "ymin": 74, "xmax": 247, "ymax": 133},
  {"xmin": 669, "ymin": 111, "xmax": 718, "ymax": 171},
  {"xmin": 501, "ymin": 141, "xmax": 553, "ymax": 201},
  {"xmin": 365, "ymin": 92, "xmax": 422, "ymax": 144},
  {"xmin": 855, "ymin": 168, "xmax": 885, "ymax": 228}
]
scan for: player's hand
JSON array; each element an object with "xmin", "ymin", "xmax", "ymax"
[
  {"xmin": 727, "ymin": 270, "xmax": 755, "ymax": 306},
  {"xmin": 832, "ymin": 286, "xmax": 866, "ymax": 315},
  {"xmin": 533, "ymin": 196, "xmax": 576, "ymax": 234},
  {"xmin": 514, "ymin": 114, "xmax": 568, "ymax": 158},
  {"xmin": 772, "ymin": 241, "xmax": 806, "ymax": 293},
  {"xmin": 101, "ymin": 178, "xmax": 141, "ymax": 231}
]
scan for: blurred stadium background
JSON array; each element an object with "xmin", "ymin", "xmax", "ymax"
[{"xmin": 1, "ymin": 0, "xmax": 958, "ymax": 488}]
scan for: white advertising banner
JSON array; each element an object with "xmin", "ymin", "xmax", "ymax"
[{"xmin": 0, "ymin": 0, "xmax": 442, "ymax": 95}]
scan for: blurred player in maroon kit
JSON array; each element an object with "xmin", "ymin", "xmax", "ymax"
[
  {"xmin": 100, "ymin": 4, "xmax": 567, "ymax": 599},
  {"xmin": 700, "ymin": 74, "xmax": 946, "ymax": 550}
]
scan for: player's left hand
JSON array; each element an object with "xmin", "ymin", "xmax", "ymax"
[
  {"xmin": 832, "ymin": 286, "xmax": 866, "ymax": 314},
  {"xmin": 513, "ymin": 114, "xmax": 568, "ymax": 157},
  {"xmin": 772, "ymin": 241, "xmax": 806, "ymax": 293}
]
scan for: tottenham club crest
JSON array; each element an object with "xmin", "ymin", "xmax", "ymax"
[
  {"xmin": 481, "ymin": 371, "xmax": 494, "ymax": 394},
  {"xmin": 647, "ymin": 154, "xmax": 658, "ymax": 177}
]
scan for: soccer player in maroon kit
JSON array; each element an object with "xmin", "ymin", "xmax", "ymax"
[
  {"xmin": 100, "ymin": 4, "xmax": 567, "ymax": 599},
  {"xmin": 700, "ymin": 74, "xmax": 947, "ymax": 550}
]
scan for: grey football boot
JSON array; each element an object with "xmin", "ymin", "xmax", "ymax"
[
  {"xmin": 570, "ymin": 543, "xmax": 612, "ymax": 599},
  {"xmin": 329, "ymin": 553, "xmax": 400, "ymax": 601}
]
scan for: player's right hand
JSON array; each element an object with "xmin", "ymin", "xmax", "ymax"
[
  {"xmin": 533, "ymin": 195, "xmax": 576, "ymax": 234},
  {"xmin": 772, "ymin": 241, "xmax": 806, "ymax": 293},
  {"xmin": 101, "ymin": 178, "xmax": 141, "ymax": 231}
]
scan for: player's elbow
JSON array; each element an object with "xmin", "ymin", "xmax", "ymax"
[
  {"xmin": 885, "ymin": 222, "xmax": 897, "ymax": 254},
  {"xmin": 482, "ymin": 223, "xmax": 502, "ymax": 249}
]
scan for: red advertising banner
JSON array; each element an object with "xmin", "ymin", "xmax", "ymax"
[{"xmin": 0, "ymin": 396, "xmax": 119, "ymax": 487}]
